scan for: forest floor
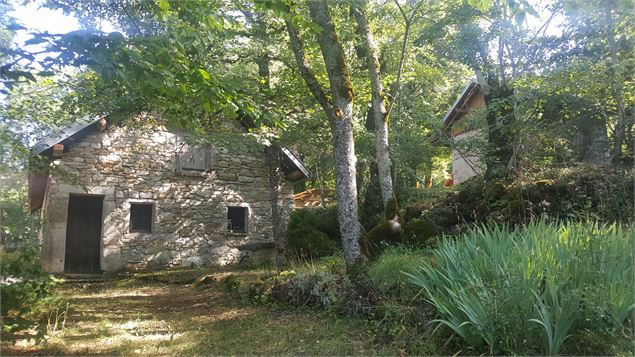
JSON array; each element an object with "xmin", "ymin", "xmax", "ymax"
[{"xmin": 1, "ymin": 267, "xmax": 397, "ymax": 356}]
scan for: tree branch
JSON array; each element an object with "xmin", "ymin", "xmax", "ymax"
[
  {"xmin": 386, "ymin": 0, "xmax": 424, "ymax": 119},
  {"xmin": 284, "ymin": 16, "xmax": 332, "ymax": 114}
]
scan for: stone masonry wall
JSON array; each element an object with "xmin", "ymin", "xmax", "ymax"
[{"xmin": 40, "ymin": 120, "xmax": 293, "ymax": 273}]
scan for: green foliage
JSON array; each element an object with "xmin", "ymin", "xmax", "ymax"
[
  {"xmin": 287, "ymin": 227, "xmax": 337, "ymax": 259},
  {"xmin": 223, "ymin": 274, "xmax": 244, "ymax": 291},
  {"xmin": 367, "ymin": 246, "xmax": 426, "ymax": 301},
  {"xmin": 407, "ymin": 221, "xmax": 634, "ymax": 355},
  {"xmin": 1, "ymin": 248, "xmax": 66, "ymax": 338},
  {"xmin": 0, "ymin": 184, "xmax": 41, "ymax": 248},
  {"xmin": 286, "ymin": 207, "xmax": 341, "ymax": 258},
  {"xmin": 402, "ymin": 217, "xmax": 439, "ymax": 247},
  {"xmin": 289, "ymin": 206, "xmax": 340, "ymax": 240},
  {"xmin": 528, "ymin": 284, "xmax": 578, "ymax": 356}
]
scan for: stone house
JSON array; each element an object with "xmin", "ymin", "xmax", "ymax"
[
  {"xmin": 441, "ymin": 80, "xmax": 487, "ymax": 184},
  {"xmin": 29, "ymin": 114, "xmax": 309, "ymax": 274}
]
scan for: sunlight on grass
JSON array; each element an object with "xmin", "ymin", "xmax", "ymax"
[{"xmin": 2, "ymin": 267, "xmax": 388, "ymax": 356}]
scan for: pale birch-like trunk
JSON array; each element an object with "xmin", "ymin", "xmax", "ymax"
[
  {"xmin": 353, "ymin": 1, "xmax": 394, "ymax": 207},
  {"xmin": 285, "ymin": 1, "xmax": 364, "ymax": 268},
  {"xmin": 309, "ymin": 1, "xmax": 363, "ymax": 267}
]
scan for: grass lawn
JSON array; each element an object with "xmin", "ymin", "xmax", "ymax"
[{"xmin": 1, "ymin": 267, "xmax": 401, "ymax": 356}]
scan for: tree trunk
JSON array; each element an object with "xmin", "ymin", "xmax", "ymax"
[
  {"xmin": 352, "ymin": 1, "xmax": 394, "ymax": 207},
  {"xmin": 605, "ymin": 2, "xmax": 627, "ymax": 162},
  {"xmin": 483, "ymin": 80, "xmax": 515, "ymax": 181},
  {"xmin": 308, "ymin": 1, "xmax": 364, "ymax": 268},
  {"xmin": 267, "ymin": 147, "xmax": 289, "ymax": 270},
  {"xmin": 285, "ymin": 1, "xmax": 365, "ymax": 269}
]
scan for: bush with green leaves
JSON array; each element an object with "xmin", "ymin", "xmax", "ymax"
[
  {"xmin": 407, "ymin": 220, "xmax": 634, "ymax": 355},
  {"xmin": 1, "ymin": 248, "xmax": 66, "ymax": 337},
  {"xmin": 286, "ymin": 206, "xmax": 341, "ymax": 258},
  {"xmin": 287, "ymin": 227, "xmax": 337, "ymax": 259},
  {"xmin": 0, "ymin": 185, "xmax": 41, "ymax": 249}
]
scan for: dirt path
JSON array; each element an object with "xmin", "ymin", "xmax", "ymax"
[{"xmin": 2, "ymin": 269, "xmax": 383, "ymax": 356}]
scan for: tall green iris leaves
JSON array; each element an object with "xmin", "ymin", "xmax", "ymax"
[{"xmin": 407, "ymin": 221, "xmax": 634, "ymax": 355}]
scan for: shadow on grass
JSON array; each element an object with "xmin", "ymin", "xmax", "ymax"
[{"xmin": 1, "ymin": 267, "xmax": 386, "ymax": 356}]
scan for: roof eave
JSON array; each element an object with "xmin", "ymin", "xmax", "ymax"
[
  {"xmin": 442, "ymin": 80, "xmax": 478, "ymax": 127},
  {"xmin": 280, "ymin": 147, "xmax": 311, "ymax": 183},
  {"xmin": 30, "ymin": 115, "xmax": 103, "ymax": 155}
]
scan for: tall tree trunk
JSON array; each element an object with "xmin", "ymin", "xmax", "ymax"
[
  {"xmin": 314, "ymin": 157, "xmax": 326, "ymax": 206},
  {"xmin": 605, "ymin": 2, "xmax": 627, "ymax": 162},
  {"xmin": 285, "ymin": 2, "xmax": 364, "ymax": 269},
  {"xmin": 309, "ymin": 1, "xmax": 363, "ymax": 268},
  {"xmin": 483, "ymin": 78, "xmax": 515, "ymax": 180},
  {"xmin": 267, "ymin": 148, "xmax": 289, "ymax": 270},
  {"xmin": 352, "ymin": 0, "xmax": 394, "ymax": 207}
]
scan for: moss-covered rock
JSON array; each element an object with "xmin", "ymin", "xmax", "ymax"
[
  {"xmin": 403, "ymin": 217, "xmax": 438, "ymax": 246},
  {"xmin": 403, "ymin": 167, "xmax": 633, "ymax": 242},
  {"xmin": 366, "ymin": 197, "xmax": 404, "ymax": 258},
  {"xmin": 366, "ymin": 220, "xmax": 403, "ymax": 258}
]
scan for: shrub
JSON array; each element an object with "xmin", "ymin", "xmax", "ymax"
[
  {"xmin": 367, "ymin": 247, "xmax": 427, "ymax": 301},
  {"xmin": 0, "ymin": 186, "xmax": 41, "ymax": 249},
  {"xmin": 403, "ymin": 218, "xmax": 438, "ymax": 247},
  {"xmin": 407, "ymin": 220, "xmax": 634, "ymax": 355},
  {"xmin": 269, "ymin": 270, "xmax": 351, "ymax": 309},
  {"xmin": 1, "ymin": 248, "xmax": 66, "ymax": 337},
  {"xmin": 287, "ymin": 227, "xmax": 338, "ymax": 258},
  {"xmin": 288, "ymin": 206, "xmax": 340, "ymax": 240},
  {"xmin": 287, "ymin": 206, "xmax": 341, "ymax": 258}
]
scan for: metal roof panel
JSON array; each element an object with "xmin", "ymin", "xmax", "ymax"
[{"xmin": 30, "ymin": 115, "xmax": 102, "ymax": 155}]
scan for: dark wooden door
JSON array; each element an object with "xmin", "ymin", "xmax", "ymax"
[{"xmin": 64, "ymin": 195, "xmax": 103, "ymax": 274}]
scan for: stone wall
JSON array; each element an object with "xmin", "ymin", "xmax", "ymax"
[{"xmin": 40, "ymin": 120, "xmax": 294, "ymax": 273}]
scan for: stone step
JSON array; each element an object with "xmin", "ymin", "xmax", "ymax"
[{"xmin": 60, "ymin": 274, "xmax": 105, "ymax": 283}]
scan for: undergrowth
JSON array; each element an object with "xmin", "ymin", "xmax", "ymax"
[{"xmin": 1, "ymin": 248, "xmax": 67, "ymax": 339}]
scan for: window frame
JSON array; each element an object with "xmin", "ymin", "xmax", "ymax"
[
  {"xmin": 129, "ymin": 201, "xmax": 155, "ymax": 233},
  {"xmin": 227, "ymin": 206, "xmax": 248, "ymax": 234}
]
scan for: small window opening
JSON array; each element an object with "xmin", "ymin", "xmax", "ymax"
[
  {"xmin": 227, "ymin": 206, "xmax": 247, "ymax": 233},
  {"xmin": 130, "ymin": 202, "xmax": 153, "ymax": 233}
]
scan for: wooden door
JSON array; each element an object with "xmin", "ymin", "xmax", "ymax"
[{"xmin": 64, "ymin": 195, "xmax": 103, "ymax": 274}]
